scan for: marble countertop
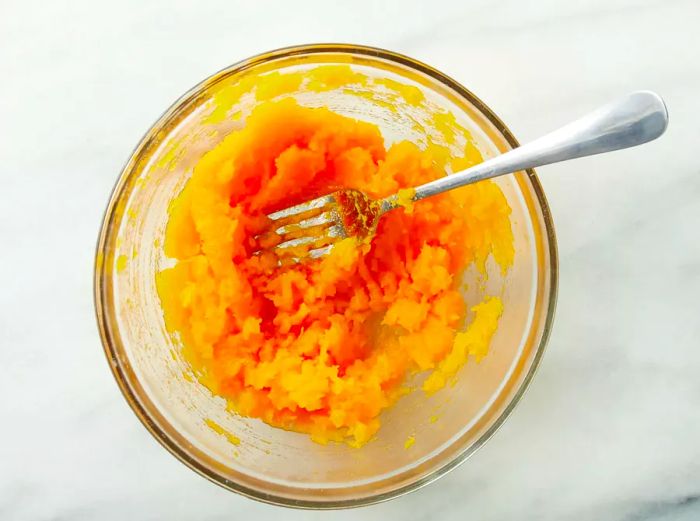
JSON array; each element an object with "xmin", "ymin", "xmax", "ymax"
[{"xmin": 2, "ymin": 0, "xmax": 699, "ymax": 519}]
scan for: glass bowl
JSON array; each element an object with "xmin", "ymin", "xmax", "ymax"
[{"xmin": 94, "ymin": 44, "xmax": 557, "ymax": 508}]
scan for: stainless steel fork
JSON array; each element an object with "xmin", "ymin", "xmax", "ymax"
[{"xmin": 260, "ymin": 91, "xmax": 668, "ymax": 261}]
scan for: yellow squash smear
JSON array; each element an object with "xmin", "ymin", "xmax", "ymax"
[
  {"xmin": 157, "ymin": 93, "xmax": 513, "ymax": 447},
  {"xmin": 204, "ymin": 418, "xmax": 241, "ymax": 446},
  {"xmin": 404, "ymin": 435, "xmax": 416, "ymax": 449}
]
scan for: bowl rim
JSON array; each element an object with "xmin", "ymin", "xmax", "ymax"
[{"xmin": 94, "ymin": 42, "xmax": 558, "ymax": 509}]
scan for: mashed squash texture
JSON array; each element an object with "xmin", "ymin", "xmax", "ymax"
[{"xmin": 157, "ymin": 98, "xmax": 513, "ymax": 446}]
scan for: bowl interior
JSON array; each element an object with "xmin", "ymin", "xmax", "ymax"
[{"xmin": 96, "ymin": 46, "xmax": 555, "ymax": 507}]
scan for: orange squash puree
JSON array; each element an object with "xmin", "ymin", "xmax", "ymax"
[{"xmin": 157, "ymin": 98, "xmax": 513, "ymax": 446}]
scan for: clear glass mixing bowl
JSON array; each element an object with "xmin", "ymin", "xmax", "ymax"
[{"xmin": 94, "ymin": 44, "xmax": 557, "ymax": 508}]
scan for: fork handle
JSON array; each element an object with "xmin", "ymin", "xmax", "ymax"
[{"xmin": 390, "ymin": 91, "xmax": 668, "ymax": 206}]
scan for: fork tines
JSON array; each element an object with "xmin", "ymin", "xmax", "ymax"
[{"xmin": 259, "ymin": 194, "xmax": 347, "ymax": 260}]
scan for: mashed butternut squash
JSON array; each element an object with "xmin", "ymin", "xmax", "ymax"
[{"xmin": 157, "ymin": 98, "xmax": 513, "ymax": 446}]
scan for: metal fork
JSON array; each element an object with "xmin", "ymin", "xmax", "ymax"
[{"xmin": 260, "ymin": 91, "xmax": 668, "ymax": 261}]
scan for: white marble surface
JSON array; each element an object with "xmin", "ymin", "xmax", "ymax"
[{"xmin": 2, "ymin": 0, "xmax": 700, "ymax": 519}]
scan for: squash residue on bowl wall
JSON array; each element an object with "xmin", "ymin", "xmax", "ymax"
[{"xmin": 156, "ymin": 66, "xmax": 514, "ymax": 447}]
